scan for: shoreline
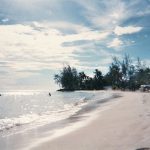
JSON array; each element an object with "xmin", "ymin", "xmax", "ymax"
[
  {"xmin": 19, "ymin": 91, "xmax": 121, "ymax": 150},
  {"xmin": 31, "ymin": 91, "xmax": 150, "ymax": 150},
  {"xmin": 0, "ymin": 90, "xmax": 118, "ymax": 150}
]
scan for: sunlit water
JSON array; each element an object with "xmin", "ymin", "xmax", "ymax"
[
  {"xmin": 0, "ymin": 90, "xmax": 109, "ymax": 132},
  {"xmin": 0, "ymin": 90, "xmax": 118, "ymax": 150}
]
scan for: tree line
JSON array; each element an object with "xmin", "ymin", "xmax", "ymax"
[{"xmin": 54, "ymin": 55, "xmax": 150, "ymax": 91}]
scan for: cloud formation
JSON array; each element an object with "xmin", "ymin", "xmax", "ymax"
[
  {"xmin": 107, "ymin": 38, "xmax": 123, "ymax": 49},
  {"xmin": 0, "ymin": 22, "xmax": 110, "ymax": 70},
  {"xmin": 114, "ymin": 26, "xmax": 143, "ymax": 36},
  {"xmin": 0, "ymin": 0, "xmax": 149, "ymax": 89}
]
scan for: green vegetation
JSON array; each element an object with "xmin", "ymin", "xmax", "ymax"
[{"xmin": 54, "ymin": 55, "xmax": 150, "ymax": 91}]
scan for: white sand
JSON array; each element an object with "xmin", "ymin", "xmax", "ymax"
[{"xmin": 32, "ymin": 91, "xmax": 150, "ymax": 150}]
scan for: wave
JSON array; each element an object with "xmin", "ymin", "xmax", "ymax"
[
  {"xmin": 0, "ymin": 95, "xmax": 90, "ymax": 132},
  {"xmin": 0, "ymin": 114, "xmax": 39, "ymax": 131},
  {"xmin": 0, "ymin": 91, "xmax": 115, "ymax": 133}
]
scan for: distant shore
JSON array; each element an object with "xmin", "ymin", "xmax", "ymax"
[
  {"xmin": 57, "ymin": 88, "xmax": 106, "ymax": 92},
  {"xmin": 32, "ymin": 91, "xmax": 150, "ymax": 150},
  {"xmin": 57, "ymin": 89, "xmax": 76, "ymax": 92}
]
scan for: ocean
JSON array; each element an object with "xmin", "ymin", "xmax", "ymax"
[{"xmin": 0, "ymin": 90, "xmax": 118, "ymax": 150}]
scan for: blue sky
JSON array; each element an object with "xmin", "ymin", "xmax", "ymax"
[{"xmin": 0, "ymin": 0, "xmax": 150, "ymax": 90}]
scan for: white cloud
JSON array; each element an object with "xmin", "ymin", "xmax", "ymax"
[
  {"xmin": 0, "ymin": 0, "xmax": 148, "ymax": 89},
  {"xmin": 1, "ymin": 18, "xmax": 9, "ymax": 23},
  {"xmin": 0, "ymin": 22, "xmax": 109, "ymax": 73},
  {"xmin": 0, "ymin": 22, "xmax": 113, "ymax": 89},
  {"xmin": 107, "ymin": 38, "xmax": 123, "ymax": 49},
  {"xmin": 76, "ymin": 0, "xmax": 128, "ymax": 29},
  {"xmin": 114, "ymin": 26, "xmax": 143, "ymax": 36}
]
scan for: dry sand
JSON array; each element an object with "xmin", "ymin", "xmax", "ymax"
[{"xmin": 32, "ymin": 91, "xmax": 150, "ymax": 150}]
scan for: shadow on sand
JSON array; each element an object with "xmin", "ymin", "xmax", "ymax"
[{"xmin": 136, "ymin": 148, "xmax": 150, "ymax": 150}]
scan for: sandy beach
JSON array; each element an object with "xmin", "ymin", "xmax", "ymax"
[{"xmin": 31, "ymin": 91, "xmax": 150, "ymax": 150}]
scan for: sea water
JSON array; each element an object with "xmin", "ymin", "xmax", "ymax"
[
  {"xmin": 0, "ymin": 90, "xmax": 94, "ymax": 131},
  {"xmin": 0, "ymin": 90, "xmax": 116, "ymax": 150}
]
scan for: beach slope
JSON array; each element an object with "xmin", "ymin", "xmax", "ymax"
[{"xmin": 33, "ymin": 92, "xmax": 150, "ymax": 150}]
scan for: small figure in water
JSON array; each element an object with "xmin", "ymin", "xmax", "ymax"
[
  {"xmin": 49, "ymin": 93, "xmax": 51, "ymax": 96},
  {"xmin": 0, "ymin": 94, "xmax": 1, "ymax": 96}
]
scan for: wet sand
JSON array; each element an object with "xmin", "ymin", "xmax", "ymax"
[{"xmin": 32, "ymin": 91, "xmax": 150, "ymax": 150}]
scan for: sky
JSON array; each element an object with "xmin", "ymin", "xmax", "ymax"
[{"xmin": 0, "ymin": 0, "xmax": 150, "ymax": 90}]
